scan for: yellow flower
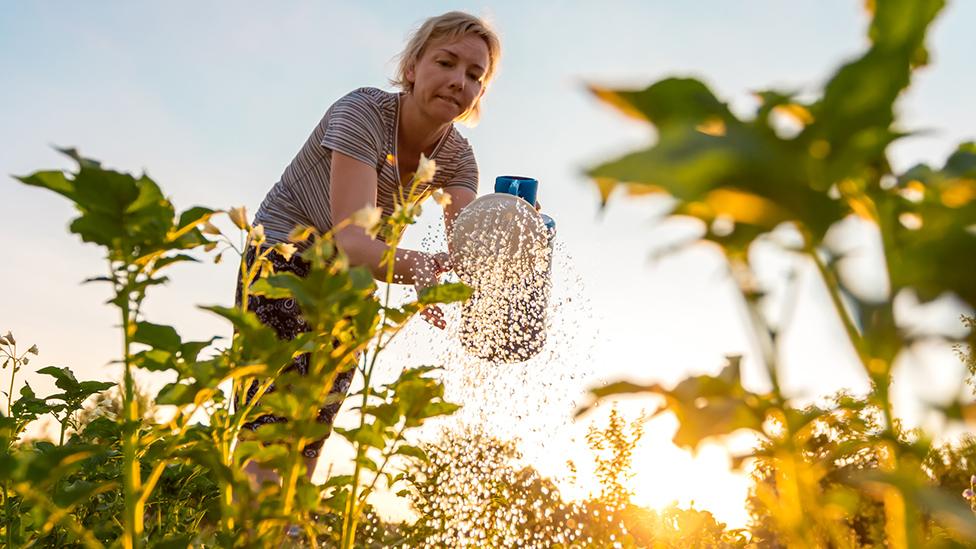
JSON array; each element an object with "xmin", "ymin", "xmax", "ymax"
[
  {"xmin": 416, "ymin": 153, "xmax": 437, "ymax": 184},
  {"xmin": 432, "ymin": 188, "xmax": 452, "ymax": 207},
  {"xmin": 228, "ymin": 206, "xmax": 249, "ymax": 230},
  {"xmin": 273, "ymin": 242, "xmax": 298, "ymax": 261}
]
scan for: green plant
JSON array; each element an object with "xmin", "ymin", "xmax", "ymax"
[
  {"xmin": 581, "ymin": 0, "xmax": 976, "ymax": 546},
  {"xmin": 8, "ymin": 148, "xmax": 469, "ymax": 547},
  {"xmin": 586, "ymin": 406, "xmax": 646, "ymax": 511}
]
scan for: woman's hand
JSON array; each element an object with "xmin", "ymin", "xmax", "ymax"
[
  {"xmin": 430, "ymin": 251, "xmax": 452, "ymax": 276},
  {"xmin": 413, "ymin": 252, "xmax": 451, "ymax": 330}
]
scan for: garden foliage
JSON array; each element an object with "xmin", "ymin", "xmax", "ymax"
[
  {"xmin": 583, "ymin": 0, "xmax": 976, "ymax": 546},
  {"xmin": 3, "ymin": 149, "xmax": 468, "ymax": 548}
]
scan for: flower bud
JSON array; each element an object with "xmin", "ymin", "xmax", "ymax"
[
  {"xmin": 202, "ymin": 220, "xmax": 222, "ymax": 236},
  {"xmin": 415, "ymin": 153, "xmax": 437, "ymax": 184},
  {"xmin": 228, "ymin": 206, "xmax": 249, "ymax": 230},
  {"xmin": 0, "ymin": 335, "xmax": 7, "ymax": 345},
  {"xmin": 965, "ymin": 488, "xmax": 975, "ymax": 499},
  {"xmin": 288, "ymin": 225, "xmax": 316, "ymax": 243},
  {"xmin": 27, "ymin": 344, "xmax": 38, "ymax": 355},
  {"xmin": 250, "ymin": 224, "xmax": 266, "ymax": 246},
  {"xmin": 5, "ymin": 332, "xmax": 14, "ymax": 345}
]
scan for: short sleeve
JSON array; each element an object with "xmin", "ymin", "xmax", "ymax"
[
  {"xmin": 320, "ymin": 89, "xmax": 384, "ymax": 168},
  {"xmin": 445, "ymin": 141, "xmax": 479, "ymax": 194}
]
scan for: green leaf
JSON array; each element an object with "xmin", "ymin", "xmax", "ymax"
[
  {"xmin": 249, "ymin": 277, "xmax": 295, "ymax": 299},
  {"xmin": 55, "ymin": 146, "xmax": 101, "ymax": 169},
  {"xmin": 589, "ymin": 77, "xmax": 733, "ymax": 127},
  {"xmin": 176, "ymin": 206, "xmax": 215, "ymax": 231},
  {"xmin": 133, "ymin": 321, "xmax": 182, "ymax": 352},
  {"xmin": 156, "ymin": 382, "xmax": 194, "ymax": 406},
  {"xmin": 15, "ymin": 170, "xmax": 75, "ymax": 200},
  {"xmin": 154, "ymin": 253, "xmax": 199, "ymax": 270},
  {"xmin": 152, "ymin": 535, "xmax": 194, "ymax": 549},
  {"xmin": 324, "ymin": 474, "xmax": 355, "ymax": 489},
  {"xmin": 589, "ymin": 380, "xmax": 657, "ymax": 399},
  {"xmin": 36, "ymin": 366, "xmax": 80, "ymax": 393},
  {"xmin": 335, "ymin": 424, "xmax": 387, "ymax": 449},
  {"xmin": 395, "ymin": 444, "xmax": 428, "ymax": 461},
  {"xmin": 53, "ymin": 478, "xmax": 118, "ymax": 508},
  {"xmin": 11, "ymin": 383, "xmax": 53, "ymax": 421},
  {"xmin": 418, "ymin": 282, "xmax": 473, "ymax": 305}
]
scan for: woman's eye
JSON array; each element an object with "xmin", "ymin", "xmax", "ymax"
[{"xmin": 437, "ymin": 60, "xmax": 451, "ymax": 67}]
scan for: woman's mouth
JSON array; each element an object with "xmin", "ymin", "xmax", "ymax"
[{"xmin": 437, "ymin": 95, "xmax": 461, "ymax": 108}]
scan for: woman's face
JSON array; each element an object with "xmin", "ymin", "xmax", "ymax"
[{"xmin": 407, "ymin": 33, "xmax": 490, "ymax": 124}]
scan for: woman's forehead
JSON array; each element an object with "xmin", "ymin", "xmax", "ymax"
[{"xmin": 426, "ymin": 35, "xmax": 490, "ymax": 68}]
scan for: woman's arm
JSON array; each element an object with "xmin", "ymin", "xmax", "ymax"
[{"xmin": 330, "ymin": 150, "xmax": 436, "ymax": 286}]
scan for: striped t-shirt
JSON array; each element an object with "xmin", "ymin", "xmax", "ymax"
[{"xmin": 254, "ymin": 87, "xmax": 480, "ymax": 244}]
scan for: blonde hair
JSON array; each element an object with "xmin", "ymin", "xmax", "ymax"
[{"xmin": 392, "ymin": 11, "xmax": 501, "ymax": 126}]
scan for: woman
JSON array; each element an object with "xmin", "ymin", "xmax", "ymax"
[{"xmin": 238, "ymin": 11, "xmax": 501, "ymax": 489}]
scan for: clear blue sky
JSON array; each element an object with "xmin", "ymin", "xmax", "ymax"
[{"xmin": 2, "ymin": 1, "xmax": 974, "ymax": 524}]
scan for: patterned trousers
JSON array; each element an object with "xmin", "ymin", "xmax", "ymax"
[{"xmin": 235, "ymin": 246, "xmax": 356, "ymax": 458}]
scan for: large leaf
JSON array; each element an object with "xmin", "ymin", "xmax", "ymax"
[
  {"xmin": 16, "ymin": 148, "xmax": 213, "ymax": 263},
  {"xmin": 589, "ymin": 77, "xmax": 733, "ymax": 127},
  {"xmin": 582, "ymin": 357, "xmax": 770, "ymax": 451}
]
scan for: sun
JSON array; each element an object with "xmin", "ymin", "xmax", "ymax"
[
  {"xmin": 555, "ymin": 403, "xmax": 754, "ymax": 530},
  {"xmin": 629, "ymin": 413, "xmax": 753, "ymax": 529}
]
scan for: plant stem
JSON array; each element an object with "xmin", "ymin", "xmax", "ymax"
[
  {"xmin": 3, "ymin": 482, "xmax": 13, "ymax": 549},
  {"xmin": 359, "ymin": 422, "xmax": 408, "ymax": 503},
  {"xmin": 6, "ymin": 349, "xmax": 16, "ymax": 418},
  {"xmin": 118, "ymin": 266, "xmax": 143, "ymax": 549},
  {"xmin": 808, "ymin": 248, "xmax": 869, "ymax": 369}
]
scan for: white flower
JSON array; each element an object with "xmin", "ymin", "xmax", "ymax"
[
  {"xmin": 432, "ymin": 188, "xmax": 452, "ymax": 207},
  {"xmin": 273, "ymin": 243, "xmax": 298, "ymax": 261},
  {"xmin": 350, "ymin": 206, "xmax": 383, "ymax": 238},
  {"xmin": 250, "ymin": 224, "xmax": 266, "ymax": 247},
  {"xmin": 416, "ymin": 153, "xmax": 437, "ymax": 184}
]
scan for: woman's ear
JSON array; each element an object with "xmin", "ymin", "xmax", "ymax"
[{"xmin": 405, "ymin": 62, "xmax": 416, "ymax": 86}]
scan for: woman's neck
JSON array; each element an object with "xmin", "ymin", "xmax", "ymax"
[{"xmin": 398, "ymin": 92, "xmax": 450, "ymax": 157}]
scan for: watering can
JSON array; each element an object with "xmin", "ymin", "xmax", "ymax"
[{"xmin": 448, "ymin": 176, "xmax": 556, "ymax": 362}]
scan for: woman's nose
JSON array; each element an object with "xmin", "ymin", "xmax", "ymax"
[{"xmin": 449, "ymin": 70, "xmax": 465, "ymax": 91}]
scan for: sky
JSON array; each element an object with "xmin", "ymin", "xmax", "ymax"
[{"xmin": 2, "ymin": 0, "xmax": 975, "ymax": 529}]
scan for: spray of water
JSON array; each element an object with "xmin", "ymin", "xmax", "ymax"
[{"xmin": 368, "ymin": 197, "xmax": 605, "ymax": 545}]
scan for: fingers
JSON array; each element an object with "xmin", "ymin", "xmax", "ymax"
[
  {"xmin": 433, "ymin": 252, "xmax": 452, "ymax": 274},
  {"xmin": 420, "ymin": 305, "xmax": 446, "ymax": 330}
]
